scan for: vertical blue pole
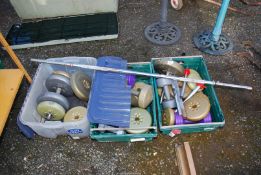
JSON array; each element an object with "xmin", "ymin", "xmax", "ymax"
[{"xmin": 211, "ymin": 0, "xmax": 231, "ymax": 42}]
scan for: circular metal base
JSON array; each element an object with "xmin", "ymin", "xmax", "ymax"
[
  {"xmin": 144, "ymin": 22, "xmax": 181, "ymax": 45},
  {"xmin": 193, "ymin": 29, "xmax": 233, "ymax": 55}
]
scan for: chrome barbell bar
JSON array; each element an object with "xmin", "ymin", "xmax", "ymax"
[{"xmin": 31, "ymin": 59, "xmax": 252, "ymax": 90}]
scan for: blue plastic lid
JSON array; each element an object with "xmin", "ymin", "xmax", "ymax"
[{"xmin": 87, "ymin": 56, "xmax": 131, "ymax": 127}]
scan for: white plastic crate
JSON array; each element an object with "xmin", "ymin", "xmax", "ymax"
[{"xmin": 18, "ymin": 57, "xmax": 97, "ymax": 139}]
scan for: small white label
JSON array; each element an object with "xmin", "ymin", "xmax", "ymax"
[
  {"xmin": 204, "ymin": 128, "xmax": 214, "ymax": 131},
  {"xmin": 130, "ymin": 138, "xmax": 146, "ymax": 142}
]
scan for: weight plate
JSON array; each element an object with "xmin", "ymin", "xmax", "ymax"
[
  {"xmin": 46, "ymin": 74, "xmax": 73, "ymax": 96},
  {"xmin": 131, "ymin": 82, "xmax": 146, "ymax": 107},
  {"xmin": 138, "ymin": 85, "xmax": 153, "ymax": 109},
  {"xmin": 162, "ymin": 99, "xmax": 177, "ymax": 109},
  {"xmin": 37, "ymin": 92, "xmax": 70, "ymax": 110},
  {"xmin": 52, "ymin": 70, "xmax": 70, "ymax": 79},
  {"xmin": 156, "ymin": 78, "xmax": 173, "ymax": 87},
  {"xmin": 126, "ymin": 108, "xmax": 152, "ymax": 134},
  {"xmin": 184, "ymin": 92, "xmax": 211, "ymax": 121},
  {"xmin": 131, "ymin": 95, "xmax": 139, "ymax": 107},
  {"xmin": 154, "ymin": 60, "xmax": 184, "ymax": 76},
  {"xmin": 187, "ymin": 69, "xmax": 202, "ymax": 90},
  {"xmin": 64, "ymin": 106, "xmax": 87, "ymax": 122},
  {"xmin": 37, "ymin": 101, "xmax": 65, "ymax": 120},
  {"xmin": 70, "ymin": 71, "xmax": 92, "ymax": 101},
  {"xmin": 162, "ymin": 108, "xmax": 175, "ymax": 126}
]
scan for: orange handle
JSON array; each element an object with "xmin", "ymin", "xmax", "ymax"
[{"xmin": 0, "ymin": 32, "xmax": 32, "ymax": 84}]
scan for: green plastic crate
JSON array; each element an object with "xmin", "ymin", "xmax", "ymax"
[
  {"xmin": 90, "ymin": 63, "xmax": 158, "ymax": 142},
  {"xmin": 151, "ymin": 56, "xmax": 225, "ymax": 135}
]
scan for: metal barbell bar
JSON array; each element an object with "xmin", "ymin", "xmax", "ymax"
[{"xmin": 31, "ymin": 59, "xmax": 252, "ymax": 90}]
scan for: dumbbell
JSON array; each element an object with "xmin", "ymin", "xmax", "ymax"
[
  {"xmin": 175, "ymin": 112, "xmax": 212, "ymax": 125},
  {"xmin": 156, "ymin": 78, "xmax": 177, "ymax": 109},
  {"xmin": 37, "ymin": 71, "xmax": 73, "ymax": 120},
  {"xmin": 131, "ymin": 82, "xmax": 153, "ymax": 109},
  {"xmin": 154, "ymin": 59, "xmax": 186, "ymax": 115}
]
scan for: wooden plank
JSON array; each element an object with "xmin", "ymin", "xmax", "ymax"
[
  {"xmin": 176, "ymin": 144, "xmax": 190, "ymax": 175},
  {"xmin": 0, "ymin": 32, "xmax": 32, "ymax": 83},
  {"xmin": 184, "ymin": 142, "xmax": 197, "ymax": 175},
  {"xmin": 175, "ymin": 142, "xmax": 197, "ymax": 175},
  {"xmin": 0, "ymin": 69, "xmax": 24, "ymax": 135}
]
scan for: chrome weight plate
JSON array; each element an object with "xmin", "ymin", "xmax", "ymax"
[
  {"xmin": 162, "ymin": 108, "xmax": 175, "ymax": 126},
  {"xmin": 70, "ymin": 71, "xmax": 92, "ymax": 101},
  {"xmin": 154, "ymin": 60, "xmax": 184, "ymax": 76},
  {"xmin": 37, "ymin": 101, "xmax": 65, "ymax": 120},
  {"xmin": 184, "ymin": 92, "xmax": 211, "ymax": 121},
  {"xmin": 45, "ymin": 74, "xmax": 73, "ymax": 96},
  {"xmin": 52, "ymin": 70, "xmax": 70, "ymax": 79},
  {"xmin": 37, "ymin": 92, "xmax": 70, "ymax": 110},
  {"xmin": 126, "ymin": 108, "xmax": 152, "ymax": 134},
  {"xmin": 187, "ymin": 69, "xmax": 203, "ymax": 90},
  {"xmin": 64, "ymin": 106, "xmax": 87, "ymax": 122}
]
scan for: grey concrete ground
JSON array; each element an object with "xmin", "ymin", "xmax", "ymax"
[{"xmin": 0, "ymin": 0, "xmax": 260, "ymax": 174}]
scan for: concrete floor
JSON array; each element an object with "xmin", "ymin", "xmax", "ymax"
[{"xmin": 0, "ymin": 0, "xmax": 260, "ymax": 174}]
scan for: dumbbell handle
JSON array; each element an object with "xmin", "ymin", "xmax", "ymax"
[
  {"xmin": 163, "ymin": 86, "xmax": 171, "ymax": 100},
  {"xmin": 45, "ymin": 113, "xmax": 52, "ymax": 120},
  {"xmin": 31, "ymin": 59, "xmax": 253, "ymax": 90},
  {"xmin": 56, "ymin": 87, "xmax": 62, "ymax": 94}
]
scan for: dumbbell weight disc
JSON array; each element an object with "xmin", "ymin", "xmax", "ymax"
[
  {"xmin": 126, "ymin": 108, "xmax": 152, "ymax": 134},
  {"xmin": 154, "ymin": 60, "xmax": 184, "ymax": 76},
  {"xmin": 162, "ymin": 99, "xmax": 177, "ymax": 109},
  {"xmin": 162, "ymin": 108, "xmax": 175, "ymax": 126},
  {"xmin": 187, "ymin": 69, "xmax": 203, "ymax": 91},
  {"xmin": 64, "ymin": 106, "xmax": 87, "ymax": 122},
  {"xmin": 46, "ymin": 74, "xmax": 73, "ymax": 96},
  {"xmin": 37, "ymin": 92, "xmax": 70, "ymax": 110},
  {"xmin": 70, "ymin": 71, "xmax": 92, "ymax": 101},
  {"xmin": 131, "ymin": 82, "xmax": 146, "ymax": 107},
  {"xmin": 37, "ymin": 101, "xmax": 65, "ymax": 120},
  {"xmin": 138, "ymin": 85, "xmax": 153, "ymax": 109},
  {"xmin": 52, "ymin": 70, "xmax": 70, "ymax": 79},
  {"xmin": 184, "ymin": 92, "xmax": 211, "ymax": 121},
  {"xmin": 156, "ymin": 78, "xmax": 173, "ymax": 88},
  {"xmin": 131, "ymin": 82, "xmax": 153, "ymax": 108}
]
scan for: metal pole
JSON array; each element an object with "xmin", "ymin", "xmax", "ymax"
[
  {"xmin": 211, "ymin": 0, "xmax": 231, "ymax": 42},
  {"xmin": 31, "ymin": 59, "xmax": 252, "ymax": 90},
  {"xmin": 160, "ymin": 0, "xmax": 168, "ymax": 23}
]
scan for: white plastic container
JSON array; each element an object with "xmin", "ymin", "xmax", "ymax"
[
  {"xmin": 18, "ymin": 57, "xmax": 97, "ymax": 139},
  {"xmin": 10, "ymin": 0, "xmax": 119, "ymax": 20}
]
